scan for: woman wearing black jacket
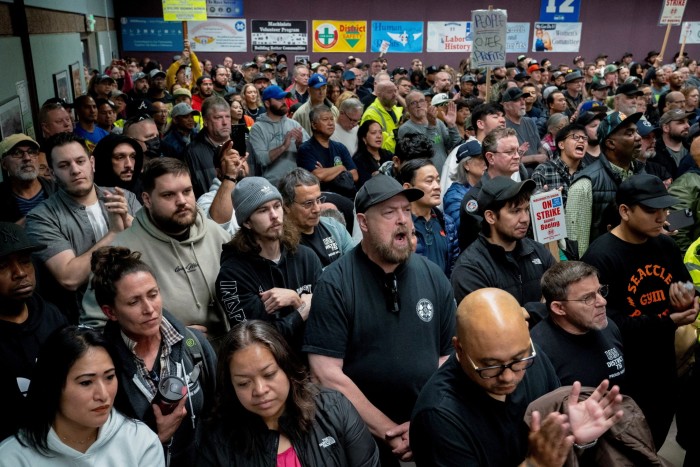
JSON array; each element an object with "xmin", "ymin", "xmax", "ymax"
[{"xmin": 198, "ymin": 320, "xmax": 379, "ymax": 466}]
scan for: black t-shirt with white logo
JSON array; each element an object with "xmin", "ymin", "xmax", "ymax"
[{"xmin": 301, "ymin": 222, "xmax": 341, "ymax": 267}]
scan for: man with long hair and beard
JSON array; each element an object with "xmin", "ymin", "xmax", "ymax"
[
  {"xmin": 80, "ymin": 157, "xmax": 231, "ymax": 340},
  {"xmin": 216, "ymin": 177, "xmax": 322, "ymax": 353},
  {"xmin": 303, "ymin": 174, "xmax": 457, "ymax": 467}
]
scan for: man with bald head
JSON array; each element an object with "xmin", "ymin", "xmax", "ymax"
[
  {"xmin": 411, "ymin": 288, "xmax": 624, "ymax": 466},
  {"xmin": 360, "ymin": 81, "xmax": 402, "ymax": 152},
  {"xmin": 304, "ymin": 174, "xmax": 456, "ymax": 466}
]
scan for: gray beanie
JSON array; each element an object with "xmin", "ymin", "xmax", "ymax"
[{"xmin": 233, "ymin": 177, "xmax": 283, "ymax": 225}]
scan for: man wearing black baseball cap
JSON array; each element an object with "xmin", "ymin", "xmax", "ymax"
[
  {"xmin": 304, "ymin": 173, "xmax": 456, "ymax": 467},
  {"xmin": 566, "ymin": 111, "xmax": 644, "ymax": 257},
  {"xmin": 582, "ymin": 174, "xmax": 698, "ymax": 449},
  {"xmin": 452, "ymin": 176, "xmax": 554, "ymax": 307},
  {"xmin": 0, "ymin": 222, "xmax": 68, "ymax": 440}
]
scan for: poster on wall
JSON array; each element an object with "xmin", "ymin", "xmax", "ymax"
[
  {"xmin": 680, "ymin": 22, "xmax": 700, "ymax": 44},
  {"xmin": 252, "ymin": 20, "xmax": 308, "ymax": 52},
  {"xmin": 188, "ymin": 19, "xmax": 247, "ymax": 52},
  {"xmin": 371, "ymin": 21, "xmax": 424, "ymax": 53},
  {"xmin": 121, "ymin": 17, "xmax": 184, "ymax": 52},
  {"xmin": 312, "ymin": 20, "xmax": 367, "ymax": 53},
  {"xmin": 15, "ymin": 81, "xmax": 30, "ymax": 114},
  {"xmin": 0, "ymin": 96, "xmax": 23, "ymax": 140},
  {"xmin": 471, "ymin": 9, "xmax": 507, "ymax": 68},
  {"xmin": 69, "ymin": 63, "xmax": 82, "ymax": 100},
  {"xmin": 507, "ymin": 22, "xmax": 530, "ymax": 53},
  {"xmin": 539, "ymin": 0, "xmax": 581, "ymax": 22},
  {"xmin": 532, "ymin": 22, "xmax": 582, "ymax": 52},
  {"xmin": 162, "ymin": 0, "xmax": 207, "ymax": 22},
  {"xmin": 53, "ymin": 70, "xmax": 70, "ymax": 103},
  {"xmin": 427, "ymin": 22, "xmax": 472, "ymax": 53},
  {"xmin": 206, "ymin": 0, "xmax": 243, "ymax": 18}
]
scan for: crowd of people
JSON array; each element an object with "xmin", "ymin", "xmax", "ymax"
[{"xmin": 0, "ymin": 40, "xmax": 699, "ymax": 466}]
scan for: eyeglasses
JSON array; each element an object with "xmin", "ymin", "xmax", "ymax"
[
  {"xmin": 4, "ymin": 148, "xmax": 40, "ymax": 159},
  {"xmin": 341, "ymin": 112, "xmax": 360, "ymax": 124},
  {"xmin": 566, "ymin": 134, "xmax": 589, "ymax": 142},
  {"xmin": 294, "ymin": 196, "xmax": 326, "ymax": 209},
  {"xmin": 465, "ymin": 340, "xmax": 537, "ymax": 379},
  {"xmin": 558, "ymin": 284, "xmax": 608, "ymax": 307},
  {"xmin": 492, "ymin": 149, "xmax": 519, "ymax": 157}
]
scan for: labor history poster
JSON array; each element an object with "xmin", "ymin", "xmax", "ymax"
[{"xmin": 427, "ymin": 22, "xmax": 472, "ymax": 53}]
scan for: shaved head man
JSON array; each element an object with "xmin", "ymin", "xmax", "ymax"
[{"xmin": 411, "ymin": 288, "xmax": 624, "ymax": 466}]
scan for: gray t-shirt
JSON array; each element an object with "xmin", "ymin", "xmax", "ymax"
[{"xmin": 506, "ymin": 117, "xmax": 542, "ymax": 161}]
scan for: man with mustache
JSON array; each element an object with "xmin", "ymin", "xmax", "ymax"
[
  {"xmin": 304, "ymin": 174, "xmax": 457, "ymax": 466},
  {"xmin": 0, "ymin": 134, "xmax": 56, "ymax": 224},
  {"xmin": 249, "ymin": 85, "xmax": 309, "ymax": 186},
  {"xmin": 451, "ymin": 177, "xmax": 554, "ymax": 308},
  {"xmin": 80, "ymin": 157, "xmax": 231, "ymax": 339},
  {"xmin": 215, "ymin": 177, "xmax": 322, "ymax": 352},
  {"xmin": 92, "ymin": 134, "xmax": 144, "ymax": 196},
  {"xmin": 0, "ymin": 222, "xmax": 68, "ymax": 440}
]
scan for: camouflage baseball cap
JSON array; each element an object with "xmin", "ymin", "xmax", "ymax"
[{"xmin": 597, "ymin": 111, "xmax": 642, "ymax": 143}]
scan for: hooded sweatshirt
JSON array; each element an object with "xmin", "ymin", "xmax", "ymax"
[
  {"xmin": 80, "ymin": 207, "xmax": 231, "ymax": 337},
  {"xmin": 248, "ymin": 113, "xmax": 310, "ymax": 186},
  {"xmin": 0, "ymin": 409, "xmax": 164, "ymax": 466},
  {"xmin": 216, "ymin": 243, "xmax": 322, "ymax": 352},
  {"xmin": 92, "ymin": 134, "xmax": 144, "ymax": 197}
]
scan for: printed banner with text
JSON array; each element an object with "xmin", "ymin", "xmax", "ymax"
[
  {"xmin": 121, "ymin": 17, "xmax": 184, "ymax": 52},
  {"xmin": 312, "ymin": 20, "xmax": 367, "ymax": 53},
  {"xmin": 162, "ymin": 0, "xmax": 207, "ymax": 21},
  {"xmin": 205, "ymin": 0, "xmax": 243, "ymax": 18},
  {"xmin": 532, "ymin": 22, "xmax": 582, "ymax": 52},
  {"xmin": 427, "ymin": 22, "xmax": 471, "ymax": 53},
  {"xmin": 680, "ymin": 22, "xmax": 700, "ymax": 44},
  {"xmin": 187, "ymin": 19, "xmax": 247, "ymax": 52},
  {"xmin": 252, "ymin": 20, "xmax": 307, "ymax": 52},
  {"xmin": 371, "ymin": 21, "xmax": 424, "ymax": 53}
]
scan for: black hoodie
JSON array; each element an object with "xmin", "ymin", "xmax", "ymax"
[
  {"xmin": 92, "ymin": 134, "xmax": 144, "ymax": 197},
  {"xmin": 216, "ymin": 243, "xmax": 322, "ymax": 352}
]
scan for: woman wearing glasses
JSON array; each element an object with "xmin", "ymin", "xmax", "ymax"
[{"xmin": 198, "ymin": 320, "xmax": 379, "ymax": 466}]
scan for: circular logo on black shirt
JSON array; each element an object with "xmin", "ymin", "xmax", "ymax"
[{"xmin": 416, "ymin": 298, "xmax": 434, "ymax": 322}]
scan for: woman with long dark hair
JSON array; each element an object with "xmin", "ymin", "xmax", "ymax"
[
  {"xmin": 352, "ymin": 120, "xmax": 393, "ymax": 189},
  {"xmin": 198, "ymin": 320, "xmax": 379, "ymax": 466},
  {"xmin": 0, "ymin": 326, "xmax": 163, "ymax": 465}
]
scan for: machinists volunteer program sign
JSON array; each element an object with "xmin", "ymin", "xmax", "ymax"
[{"xmin": 251, "ymin": 20, "xmax": 307, "ymax": 52}]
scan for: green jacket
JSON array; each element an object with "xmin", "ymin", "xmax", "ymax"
[{"xmin": 668, "ymin": 171, "xmax": 700, "ymax": 254}]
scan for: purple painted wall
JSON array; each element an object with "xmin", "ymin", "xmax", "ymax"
[{"xmin": 115, "ymin": 1, "xmax": 700, "ymax": 68}]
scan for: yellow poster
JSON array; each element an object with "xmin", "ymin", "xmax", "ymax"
[
  {"xmin": 312, "ymin": 20, "xmax": 367, "ymax": 53},
  {"xmin": 162, "ymin": 0, "xmax": 207, "ymax": 22}
]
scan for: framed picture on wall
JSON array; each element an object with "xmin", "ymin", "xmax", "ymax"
[
  {"xmin": 53, "ymin": 70, "xmax": 70, "ymax": 103},
  {"xmin": 69, "ymin": 62, "xmax": 83, "ymax": 100},
  {"xmin": 0, "ymin": 96, "xmax": 24, "ymax": 140}
]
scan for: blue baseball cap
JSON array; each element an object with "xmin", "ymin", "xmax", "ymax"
[
  {"xmin": 308, "ymin": 73, "xmax": 327, "ymax": 89},
  {"xmin": 342, "ymin": 70, "xmax": 356, "ymax": 81},
  {"xmin": 261, "ymin": 85, "xmax": 291, "ymax": 101}
]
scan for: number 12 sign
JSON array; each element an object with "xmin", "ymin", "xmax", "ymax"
[{"xmin": 539, "ymin": 0, "xmax": 581, "ymax": 22}]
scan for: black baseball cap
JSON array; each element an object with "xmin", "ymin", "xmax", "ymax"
[
  {"xmin": 477, "ymin": 177, "xmax": 536, "ymax": 213},
  {"xmin": 502, "ymin": 87, "xmax": 532, "ymax": 102},
  {"xmin": 616, "ymin": 174, "xmax": 678, "ymax": 209},
  {"xmin": 355, "ymin": 174, "xmax": 423, "ymax": 213},
  {"xmin": 615, "ymin": 83, "xmax": 643, "ymax": 97},
  {"xmin": 0, "ymin": 222, "xmax": 46, "ymax": 258}
]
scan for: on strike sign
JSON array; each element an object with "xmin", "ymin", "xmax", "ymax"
[
  {"xmin": 659, "ymin": 0, "xmax": 687, "ymax": 26},
  {"xmin": 530, "ymin": 190, "xmax": 567, "ymax": 244}
]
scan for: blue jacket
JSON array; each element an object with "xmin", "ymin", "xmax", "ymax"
[
  {"xmin": 414, "ymin": 208, "xmax": 460, "ymax": 276},
  {"xmin": 443, "ymin": 182, "xmax": 469, "ymax": 232}
]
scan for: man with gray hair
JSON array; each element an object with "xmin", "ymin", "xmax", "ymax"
[
  {"xmin": 215, "ymin": 176, "xmax": 322, "ymax": 351},
  {"xmin": 184, "ymin": 95, "xmax": 232, "ymax": 197},
  {"xmin": 331, "ymin": 98, "xmax": 363, "ymax": 155},
  {"xmin": 298, "ymin": 105, "xmax": 358, "ymax": 198},
  {"xmin": 531, "ymin": 261, "xmax": 625, "ymax": 388},
  {"xmin": 279, "ymin": 168, "xmax": 356, "ymax": 266},
  {"xmin": 399, "ymin": 90, "xmax": 462, "ymax": 173}
]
